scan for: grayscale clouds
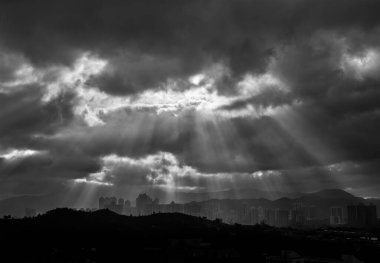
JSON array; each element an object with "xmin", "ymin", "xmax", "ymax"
[{"xmin": 1, "ymin": 0, "xmax": 380, "ymax": 200}]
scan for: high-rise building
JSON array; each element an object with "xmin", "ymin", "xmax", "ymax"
[
  {"xmin": 291, "ymin": 202, "xmax": 306, "ymax": 225},
  {"xmin": 247, "ymin": 207, "xmax": 260, "ymax": 225},
  {"xmin": 347, "ymin": 203, "xmax": 377, "ymax": 227},
  {"xmin": 116, "ymin": 198, "xmax": 124, "ymax": 214},
  {"xmin": 136, "ymin": 193, "xmax": 154, "ymax": 215},
  {"xmin": 330, "ymin": 207, "xmax": 344, "ymax": 225},
  {"xmin": 264, "ymin": 208, "xmax": 276, "ymax": 226},
  {"xmin": 257, "ymin": 207, "xmax": 265, "ymax": 224},
  {"xmin": 99, "ymin": 197, "xmax": 105, "ymax": 209},
  {"xmin": 124, "ymin": 200, "xmax": 132, "ymax": 215},
  {"xmin": 276, "ymin": 209, "xmax": 289, "ymax": 227},
  {"xmin": 306, "ymin": 206, "xmax": 316, "ymax": 221},
  {"xmin": 98, "ymin": 196, "xmax": 126, "ymax": 214}
]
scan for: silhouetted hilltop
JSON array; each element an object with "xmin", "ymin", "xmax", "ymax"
[
  {"xmin": 300, "ymin": 189, "xmax": 357, "ymax": 200},
  {"xmin": 3, "ymin": 208, "xmax": 229, "ymax": 242},
  {"xmin": 40, "ymin": 208, "xmax": 224, "ymax": 233},
  {"xmin": 0, "ymin": 209, "xmax": 379, "ymax": 262}
]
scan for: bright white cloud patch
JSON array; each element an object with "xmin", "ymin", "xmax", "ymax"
[
  {"xmin": 131, "ymin": 82, "xmax": 229, "ymax": 114},
  {"xmin": 251, "ymin": 170, "xmax": 282, "ymax": 179},
  {"xmin": 74, "ymin": 151, "xmax": 286, "ymax": 191},
  {"xmin": 107, "ymin": 68, "xmax": 288, "ymax": 119},
  {"xmin": 75, "ymin": 152, "xmax": 203, "ymax": 188},
  {"xmin": 0, "ymin": 149, "xmax": 41, "ymax": 161},
  {"xmin": 1, "ymin": 51, "xmax": 289, "ymax": 127},
  {"xmin": 188, "ymin": 73, "xmax": 206, "ymax": 86},
  {"xmin": 43, "ymin": 53, "xmax": 107, "ymax": 102},
  {"xmin": 39, "ymin": 54, "xmax": 288, "ymax": 125},
  {"xmin": 1, "ymin": 64, "xmax": 40, "ymax": 89},
  {"xmin": 237, "ymin": 73, "xmax": 286, "ymax": 97},
  {"xmin": 341, "ymin": 49, "xmax": 380, "ymax": 80},
  {"xmin": 74, "ymin": 169, "xmax": 113, "ymax": 186}
]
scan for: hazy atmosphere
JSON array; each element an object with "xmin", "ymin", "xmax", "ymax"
[{"xmin": 1, "ymin": 0, "xmax": 380, "ymax": 207}]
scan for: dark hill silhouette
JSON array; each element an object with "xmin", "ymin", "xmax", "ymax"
[
  {"xmin": 300, "ymin": 189, "xmax": 357, "ymax": 200},
  {"xmin": 0, "ymin": 209, "xmax": 379, "ymax": 262},
  {"xmin": 41, "ymin": 208, "xmax": 223, "ymax": 233}
]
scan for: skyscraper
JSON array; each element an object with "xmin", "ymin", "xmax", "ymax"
[
  {"xmin": 136, "ymin": 193, "xmax": 154, "ymax": 215},
  {"xmin": 330, "ymin": 207, "xmax": 344, "ymax": 225},
  {"xmin": 347, "ymin": 203, "xmax": 377, "ymax": 227}
]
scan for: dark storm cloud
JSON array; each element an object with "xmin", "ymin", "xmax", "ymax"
[
  {"xmin": 42, "ymin": 92, "xmax": 379, "ymax": 176},
  {"xmin": 0, "ymin": 50, "xmax": 26, "ymax": 83},
  {"xmin": 0, "ymin": 145, "xmax": 102, "ymax": 198},
  {"xmin": 275, "ymin": 159, "xmax": 380, "ymax": 197},
  {"xmin": 0, "ymin": 85, "xmax": 75, "ymax": 148},
  {"xmin": 46, "ymin": 110, "xmax": 194, "ymax": 159},
  {"xmin": 1, "ymin": 0, "xmax": 380, "ymax": 198},
  {"xmin": 86, "ymin": 52, "xmax": 189, "ymax": 96},
  {"xmin": 275, "ymin": 101, "xmax": 380, "ymax": 167},
  {"xmin": 0, "ymin": 83, "xmax": 102, "ymax": 197},
  {"xmin": 1, "ymin": 0, "xmax": 380, "ymax": 94}
]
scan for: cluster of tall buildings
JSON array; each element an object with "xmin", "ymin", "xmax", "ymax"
[
  {"xmin": 99, "ymin": 194, "xmax": 161, "ymax": 216},
  {"xmin": 347, "ymin": 203, "xmax": 377, "ymax": 227},
  {"xmin": 97, "ymin": 194, "xmax": 378, "ymax": 228},
  {"xmin": 20, "ymin": 196, "xmax": 378, "ymax": 229},
  {"xmin": 135, "ymin": 193, "xmax": 159, "ymax": 215},
  {"xmin": 19, "ymin": 194, "xmax": 378, "ymax": 229},
  {"xmin": 98, "ymin": 196, "xmax": 131, "ymax": 214},
  {"xmin": 243, "ymin": 203, "xmax": 317, "ymax": 227},
  {"xmin": 329, "ymin": 203, "xmax": 377, "ymax": 227},
  {"xmin": 330, "ymin": 206, "xmax": 345, "ymax": 225},
  {"xmin": 98, "ymin": 194, "xmax": 319, "ymax": 227}
]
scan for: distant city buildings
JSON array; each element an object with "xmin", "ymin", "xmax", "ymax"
[
  {"xmin": 276, "ymin": 209, "xmax": 290, "ymax": 227},
  {"xmin": 99, "ymin": 196, "xmax": 127, "ymax": 214},
  {"xmin": 326, "ymin": 203, "xmax": 378, "ymax": 228},
  {"xmin": 347, "ymin": 203, "xmax": 377, "ymax": 227},
  {"xmin": 136, "ymin": 193, "xmax": 160, "ymax": 215},
  {"xmin": 330, "ymin": 206, "xmax": 344, "ymax": 225},
  {"xmin": 290, "ymin": 202, "xmax": 307, "ymax": 225},
  {"xmin": 265, "ymin": 250, "xmax": 364, "ymax": 263},
  {"xmin": 96, "ymin": 194, "xmax": 378, "ymax": 229}
]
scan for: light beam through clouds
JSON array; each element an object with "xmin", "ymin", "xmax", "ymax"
[{"xmin": 1, "ymin": 0, "xmax": 380, "ymax": 204}]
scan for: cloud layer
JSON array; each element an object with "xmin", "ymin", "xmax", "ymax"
[{"xmin": 1, "ymin": 0, "xmax": 380, "ymax": 201}]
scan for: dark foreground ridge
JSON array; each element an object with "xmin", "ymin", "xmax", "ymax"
[{"xmin": 1, "ymin": 208, "xmax": 380, "ymax": 262}]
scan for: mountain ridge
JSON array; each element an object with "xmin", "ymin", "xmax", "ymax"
[{"xmin": 0, "ymin": 188, "xmax": 377, "ymax": 218}]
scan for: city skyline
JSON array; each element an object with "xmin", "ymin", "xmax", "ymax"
[
  {"xmin": 2, "ymin": 1, "xmax": 380, "ymax": 261},
  {"xmin": 97, "ymin": 190, "xmax": 378, "ymax": 228},
  {"xmin": 12, "ymin": 188, "xmax": 379, "ymax": 229}
]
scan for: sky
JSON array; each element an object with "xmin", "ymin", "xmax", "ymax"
[{"xmin": 1, "ymin": 0, "xmax": 380, "ymax": 203}]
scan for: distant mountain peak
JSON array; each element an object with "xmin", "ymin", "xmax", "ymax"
[{"xmin": 305, "ymin": 189, "xmax": 357, "ymax": 199}]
